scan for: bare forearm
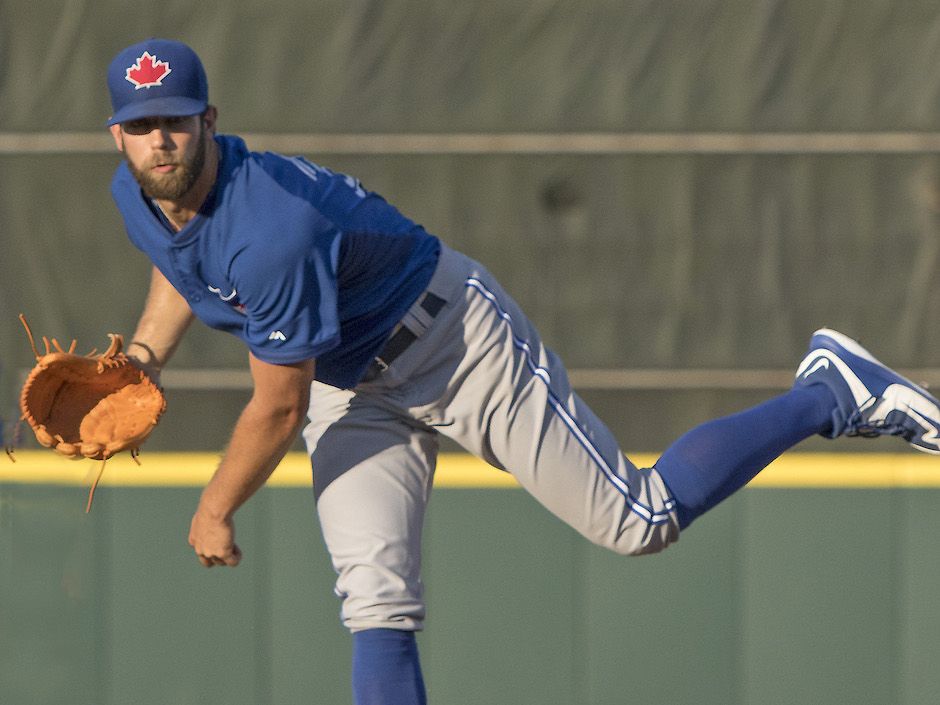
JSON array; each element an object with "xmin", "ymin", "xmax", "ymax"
[
  {"xmin": 188, "ymin": 355, "xmax": 314, "ymax": 568},
  {"xmin": 196, "ymin": 398, "xmax": 305, "ymax": 519},
  {"xmin": 127, "ymin": 266, "xmax": 195, "ymax": 374}
]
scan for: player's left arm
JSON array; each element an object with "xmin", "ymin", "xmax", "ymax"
[{"xmin": 188, "ymin": 352, "xmax": 315, "ymax": 568}]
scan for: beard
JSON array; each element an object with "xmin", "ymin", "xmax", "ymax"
[{"xmin": 126, "ymin": 125, "xmax": 207, "ymax": 201}]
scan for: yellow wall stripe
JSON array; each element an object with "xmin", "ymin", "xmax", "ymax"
[{"xmin": 2, "ymin": 451, "xmax": 940, "ymax": 489}]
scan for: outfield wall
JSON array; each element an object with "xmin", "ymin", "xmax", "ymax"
[{"xmin": 3, "ymin": 452, "xmax": 940, "ymax": 705}]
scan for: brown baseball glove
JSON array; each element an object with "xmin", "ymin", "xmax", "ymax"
[{"xmin": 13, "ymin": 315, "xmax": 166, "ymax": 510}]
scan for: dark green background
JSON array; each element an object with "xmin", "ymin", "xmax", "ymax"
[
  {"xmin": 4, "ymin": 1, "xmax": 940, "ymax": 450},
  {"xmin": 2, "ymin": 483, "xmax": 940, "ymax": 705}
]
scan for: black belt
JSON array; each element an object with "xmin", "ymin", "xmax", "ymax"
[{"xmin": 373, "ymin": 291, "xmax": 447, "ymax": 371}]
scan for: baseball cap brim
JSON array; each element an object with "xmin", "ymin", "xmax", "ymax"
[{"xmin": 107, "ymin": 96, "xmax": 207, "ymax": 126}]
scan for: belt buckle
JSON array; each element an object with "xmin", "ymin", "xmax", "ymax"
[
  {"xmin": 374, "ymin": 322, "xmax": 403, "ymax": 373},
  {"xmin": 373, "ymin": 356, "xmax": 390, "ymax": 372}
]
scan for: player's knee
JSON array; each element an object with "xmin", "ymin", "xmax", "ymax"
[
  {"xmin": 339, "ymin": 595, "xmax": 426, "ymax": 633},
  {"xmin": 334, "ymin": 566, "xmax": 426, "ymax": 633},
  {"xmin": 619, "ymin": 536, "xmax": 673, "ymax": 556},
  {"xmin": 595, "ymin": 517, "xmax": 680, "ymax": 557},
  {"xmin": 600, "ymin": 471, "xmax": 681, "ymax": 556},
  {"xmin": 602, "ymin": 536, "xmax": 673, "ymax": 557}
]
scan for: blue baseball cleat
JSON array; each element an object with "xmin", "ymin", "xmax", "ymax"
[{"xmin": 794, "ymin": 328, "xmax": 940, "ymax": 454}]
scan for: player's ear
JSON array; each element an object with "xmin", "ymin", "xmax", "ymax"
[
  {"xmin": 109, "ymin": 123, "xmax": 125, "ymax": 152},
  {"xmin": 202, "ymin": 106, "xmax": 218, "ymax": 136}
]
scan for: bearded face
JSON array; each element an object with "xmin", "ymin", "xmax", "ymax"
[{"xmin": 123, "ymin": 119, "xmax": 208, "ymax": 201}]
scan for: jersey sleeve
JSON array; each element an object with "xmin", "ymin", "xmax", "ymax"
[{"xmin": 231, "ymin": 228, "xmax": 343, "ymax": 365}]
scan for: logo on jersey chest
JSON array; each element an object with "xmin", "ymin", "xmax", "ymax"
[
  {"xmin": 208, "ymin": 284, "xmax": 246, "ymax": 314},
  {"xmin": 206, "ymin": 283, "xmax": 288, "ymax": 342}
]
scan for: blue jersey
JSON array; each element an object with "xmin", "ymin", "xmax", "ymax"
[{"xmin": 111, "ymin": 134, "xmax": 440, "ymax": 389}]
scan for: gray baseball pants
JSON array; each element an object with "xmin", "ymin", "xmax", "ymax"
[{"xmin": 302, "ymin": 244, "xmax": 680, "ymax": 632}]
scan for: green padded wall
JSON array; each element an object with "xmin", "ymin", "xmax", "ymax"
[{"xmin": 4, "ymin": 480, "xmax": 940, "ymax": 705}]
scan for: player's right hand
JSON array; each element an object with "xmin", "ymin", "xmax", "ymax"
[{"xmin": 188, "ymin": 509, "xmax": 243, "ymax": 567}]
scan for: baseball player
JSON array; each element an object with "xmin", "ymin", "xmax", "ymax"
[{"xmin": 105, "ymin": 39, "xmax": 940, "ymax": 705}]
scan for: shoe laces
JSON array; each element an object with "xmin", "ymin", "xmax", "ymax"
[
  {"xmin": 845, "ymin": 397, "xmax": 911, "ymax": 440},
  {"xmin": 846, "ymin": 421, "xmax": 909, "ymax": 439}
]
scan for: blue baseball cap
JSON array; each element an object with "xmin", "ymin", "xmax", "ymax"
[{"xmin": 107, "ymin": 39, "xmax": 208, "ymax": 126}]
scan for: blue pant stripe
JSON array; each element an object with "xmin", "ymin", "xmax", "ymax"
[{"xmin": 465, "ymin": 278, "xmax": 674, "ymax": 525}]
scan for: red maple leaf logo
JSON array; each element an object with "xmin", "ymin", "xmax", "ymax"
[{"xmin": 125, "ymin": 52, "xmax": 172, "ymax": 89}]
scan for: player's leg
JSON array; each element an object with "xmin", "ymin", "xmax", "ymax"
[
  {"xmin": 303, "ymin": 381, "xmax": 435, "ymax": 705},
  {"xmin": 451, "ymin": 279, "xmax": 940, "ymax": 542},
  {"xmin": 651, "ymin": 387, "xmax": 833, "ymax": 528},
  {"xmin": 655, "ymin": 328, "xmax": 940, "ymax": 527},
  {"xmin": 393, "ymin": 261, "xmax": 681, "ymax": 554},
  {"xmin": 354, "ymin": 244, "xmax": 680, "ymax": 553},
  {"xmin": 351, "ymin": 628, "xmax": 426, "ymax": 705},
  {"xmin": 393, "ymin": 254, "xmax": 940, "ymax": 555}
]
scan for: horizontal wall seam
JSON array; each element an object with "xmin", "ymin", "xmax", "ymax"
[
  {"xmin": 17, "ymin": 367, "xmax": 936, "ymax": 392},
  {"xmin": 6, "ymin": 132, "xmax": 940, "ymax": 154}
]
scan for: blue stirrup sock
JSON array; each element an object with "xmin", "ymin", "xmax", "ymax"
[
  {"xmin": 352, "ymin": 628, "xmax": 427, "ymax": 705},
  {"xmin": 655, "ymin": 386, "xmax": 835, "ymax": 529}
]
